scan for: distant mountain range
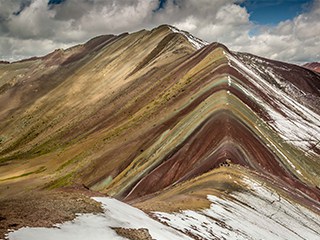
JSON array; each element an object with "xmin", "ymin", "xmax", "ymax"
[
  {"xmin": 303, "ymin": 62, "xmax": 320, "ymax": 73},
  {"xmin": 1, "ymin": 25, "xmax": 320, "ymax": 239}
]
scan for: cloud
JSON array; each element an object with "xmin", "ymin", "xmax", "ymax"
[
  {"xmin": 0, "ymin": 36, "xmax": 73, "ymax": 61},
  {"xmin": 243, "ymin": 0, "xmax": 320, "ymax": 62},
  {"xmin": 0, "ymin": 0, "xmax": 319, "ymax": 64}
]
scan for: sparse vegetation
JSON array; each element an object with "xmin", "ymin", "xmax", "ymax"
[
  {"xmin": 0, "ymin": 166, "xmax": 46, "ymax": 182},
  {"xmin": 45, "ymin": 172, "xmax": 75, "ymax": 190}
]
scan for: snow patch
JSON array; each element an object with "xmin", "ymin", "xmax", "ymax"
[
  {"xmin": 6, "ymin": 197, "xmax": 190, "ymax": 240},
  {"xmin": 228, "ymin": 75, "xmax": 232, "ymax": 86},
  {"xmin": 225, "ymin": 52, "xmax": 320, "ymax": 153},
  {"xmin": 169, "ymin": 26, "xmax": 208, "ymax": 50},
  {"xmin": 154, "ymin": 180, "xmax": 320, "ymax": 240}
]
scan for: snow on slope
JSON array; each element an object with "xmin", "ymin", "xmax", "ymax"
[
  {"xmin": 154, "ymin": 178, "xmax": 320, "ymax": 240},
  {"xmin": 224, "ymin": 51, "xmax": 320, "ymax": 154},
  {"xmin": 6, "ymin": 198, "xmax": 190, "ymax": 240},
  {"xmin": 169, "ymin": 26, "xmax": 208, "ymax": 50}
]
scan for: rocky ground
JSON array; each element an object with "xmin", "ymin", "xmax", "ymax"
[
  {"xmin": 0, "ymin": 186, "xmax": 103, "ymax": 239},
  {"xmin": 112, "ymin": 227, "xmax": 154, "ymax": 240}
]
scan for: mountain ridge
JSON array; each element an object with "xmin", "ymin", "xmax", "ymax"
[{"xmin": 1, "ymin": 25, "xmax": 320, "ymax": 239}]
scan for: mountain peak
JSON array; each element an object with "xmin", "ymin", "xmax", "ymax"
[
  {"xmin": 151, "ymin": 24, "xmax": 209, "ymax": 50},
  {"xmin": 167, "ymin": 25, "xmax": 209, "ymax": 50}
]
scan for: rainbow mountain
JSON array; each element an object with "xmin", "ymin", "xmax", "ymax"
[{"xmin": 1, "ymin": 25, "xmax": 320, "ymax": 239}]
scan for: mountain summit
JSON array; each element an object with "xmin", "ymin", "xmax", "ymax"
[{"xmin": 1, "ymin": 25, "xmax": 320, "ymax": 239}]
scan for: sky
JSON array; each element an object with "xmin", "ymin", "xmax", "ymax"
[
  {"xmin": 0, "ymin": 0, "xmax": 319, "ymax": 64},
  {"xmin": 240, "ymin": 0, "xmax": 311, "ymax": 24}
]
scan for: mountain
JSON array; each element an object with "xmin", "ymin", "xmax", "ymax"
[
  {"xmin": 1, "ymin": 25, "xmax": 320, "ymax": 239},
  {"xmin": 303, "ymin": 62, "xmax": 320, "ymax": 73}
]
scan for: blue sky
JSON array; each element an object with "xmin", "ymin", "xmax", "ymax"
[
  {"xmin": 156, "ymin": 0, "xmax": 313, "ymax": 25},
  {"xmin": 240, "ymin": 0, "xmax": 312, "ymax": 25}
]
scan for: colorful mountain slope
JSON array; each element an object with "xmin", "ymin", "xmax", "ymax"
[
  {"xmin": 303, "ymin": 62, "xmax": 320, "ymax": 73},
  {"xmin": 0, "ymin": 25, "xmax": 319, "ymax": 239}
]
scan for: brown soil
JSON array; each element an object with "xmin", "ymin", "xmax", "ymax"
[
  {"xmin": 112, "ymin": 227, "xmax": 154, "ymax": 240},
  {"xmin": 0, "ymin": 186, "xmax": 104, "ymax": 239}
]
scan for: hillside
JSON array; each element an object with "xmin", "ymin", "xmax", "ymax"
[
  {"xmin": 1, "ymin": 25, "xmax": 320, "ymax": 239},
  {"xmin": 303, "ymin": 62, "xmax": 320, "ymax": 73}
]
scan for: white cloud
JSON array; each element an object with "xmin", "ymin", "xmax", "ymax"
[
  {"xmin": 243, "ymin": 0, "xmax": 320, "ymax": 63},
  {"xmin": 7, "ymin": 0, "xmax": 57, "ymax": 39},
  {"xmin": 0, "ymin": 0, "xmax": 319, "ymax": 63},
  {"xmin": 0, "ymin": 36, "xmax": 74, "ymax": 61}
]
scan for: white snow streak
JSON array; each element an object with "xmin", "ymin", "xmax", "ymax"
[
  {"xmin": 154, "ymin": 179, "xmax": 320, "ymax": 240},
  {"xmin": 169, "ymin": 26, "xmax": 208, "ymax": 50},
  {"xmin": 225, "ymin": 52, "xmax": 320, "ymax": 153}
]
